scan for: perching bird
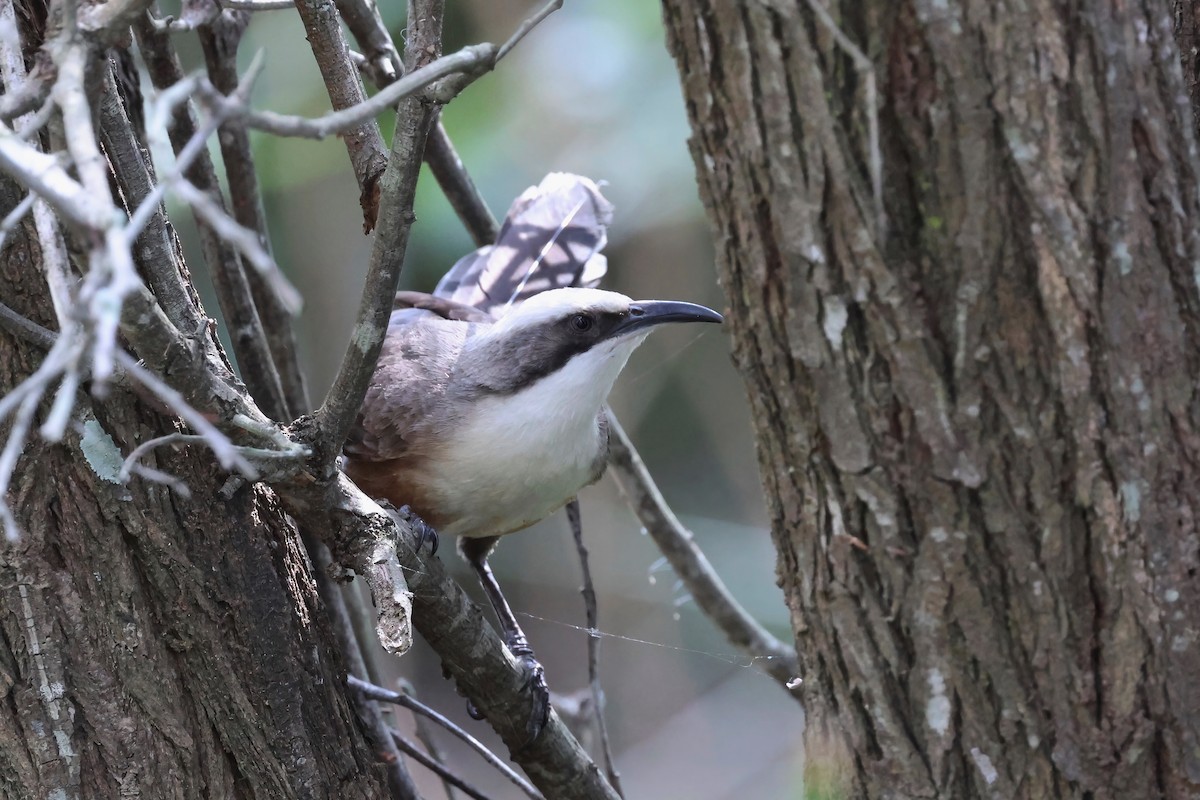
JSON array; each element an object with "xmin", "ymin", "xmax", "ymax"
[{"xmin": 343, "ymin": 174, "xmax": 722, "ymax": 742}]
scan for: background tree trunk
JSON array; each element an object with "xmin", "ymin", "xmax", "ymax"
[
  {"xmin": 663, "ymin": 1, "xmax": 1200, "ymax": 797},
  {"xmin": 0, "ymin": 171, "xmax": 388, "ymax": 798}
]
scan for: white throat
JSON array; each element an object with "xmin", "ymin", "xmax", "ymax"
[{"xmin": 432, "ymin": 333, "xmax": 648, "ymax": 538}]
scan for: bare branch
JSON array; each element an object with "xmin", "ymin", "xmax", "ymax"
[
  {"xmin": 199, "ymin": 19, "xmax": 309, "ymax": 418},
  {"xmin": 0, "ymin": 134, "xmax": 111, "ymax": 229},
  {"xmin": 77, "ymin": 0, "xmax": 155, "ymax": 33},
  {"xmin": 119, "ymin": 433, "xmax": 204, "ymax": 482},
  {"xmin": 348, "ymin": 675, "xmax": 545, "ymax": 800},
  {"xmin": 333, "ymin": 0, "xmax": 497, "ymax": 246},
  {"xmin": 290, "ymin": 0, "xmax": 388, "ymax": 230},
  {"xmin": 49, "ymin": 44, "xmax": 110, "ymax": 203},
  {"xmin": 305, "ymin": 80, "xmax": 436, "ymax": 468},
  {"xmin": 98, "ymin": 62, "xmax": 209, "ymax": 335},
  {"xmin": 198, "ymin": 43, "xmax": 497, "ymax": 141},
  {"xmin": 0, "ymin": 68, "xmax": 50, "ymax": 122},
  {"xmin": 116, "ymin": 353, "xmax": 256, "ymax": 476},
  {"xmin": 565, "ymin": 499, "xmax": 623, "ymax": 796},
  {"xmin": 424, "ymin": 124, "xmax": 498, "ymax": 247},
  {"xmin": 119, "ymin": 430, "xmax": 306, "ymax": 486},
  {"xmin": 0, "ymin": 299, "xmax": 56, "ymax": 350},
  {"xmin": 303, "ymin": 532, "xmax": 420, "ymax": 798},
  {"xmin": 134, "ymin": 18, "xmax": 289, "ymax": 419},
  {"xmin": 389, "ymin": 729, "xmax": 495, "ymax": 800},
  {"xmin": 605, "ymin": 413, "xmax": 802, "ymax": 691},
  {"xmin": 171, "ymin": 179, "xmax": 302, "ymax": 315},
  {"xmin": 221, "ymin": 0, "xmax": 293, "ymax": 8},
  {"xmin": 274, "ymin": 467, "xmax": 617, "ymax": 799},
  {"xmin": 125, "ymin": 60, "xmax": 259, "ymax": 245},
  {"xmin": 333, "ymin": 0, "xmax": 397, "ymax": 85},
  {"xmin": 124, "ymin": 460, "xmax": 193, "ymax": 497}
]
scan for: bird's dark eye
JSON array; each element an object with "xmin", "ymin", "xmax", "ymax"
[{"xmin": 569, "ymin": 313, "xmax": 594, "ymax": 333}]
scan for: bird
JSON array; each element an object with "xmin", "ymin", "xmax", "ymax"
[{"xmin": 342, "ymin": 173, "xmax": 723, "ymax": 744}]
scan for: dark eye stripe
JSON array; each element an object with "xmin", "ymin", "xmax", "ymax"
[{"xmin": 470, "ymin": 309, "xmax": 629, "ymax": 396}]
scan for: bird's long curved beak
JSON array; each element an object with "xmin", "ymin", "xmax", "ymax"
[{"xmin": 610, "ymin": 300, "xmax": 724, "ymax": 338}]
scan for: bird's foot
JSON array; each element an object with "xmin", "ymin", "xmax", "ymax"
[
  {"xmin": 509, "ymin": 641, "xmax": 551, "ymax": 748},
  {"xmin": 461, "ymin": 650, "xmax": 549, "ymax": 748},
  {"xmin": 397, "ymin": 504, "xmax": 439, "ymax": 556}
]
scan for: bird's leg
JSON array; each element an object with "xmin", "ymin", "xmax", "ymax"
[{"xmin": 459, "ymin": 536, "xmax": 551, "ymax": 745}]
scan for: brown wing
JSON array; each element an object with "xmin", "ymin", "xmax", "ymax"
[
  {"xmin": 393, "ymin": 291, "xmax": 494, "ymax": 323},
  {"xmin": 343, "ymin": 303, "xmax": 484, "ymax": 462}
]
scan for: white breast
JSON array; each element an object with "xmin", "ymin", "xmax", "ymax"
[{"xmin": 428, "ymin": 335, "xmax": 646, "ymax": 538}]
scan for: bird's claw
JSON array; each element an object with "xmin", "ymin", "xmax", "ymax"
[
  {"xmin": 517, "ymin": 653, "xmax": 551, "ymax": 747},
  {"xmin": 397, "ymin": 504, "xmax": 439, "ymax": 556},
  {"xmin": 463, "ymin": 649, "xmax": 550, "ymax": 748}
]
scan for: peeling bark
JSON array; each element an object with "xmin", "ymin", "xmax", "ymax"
[{"xmin": 663, "ymin": 1, "xmax": 1200, "ymax": 797}]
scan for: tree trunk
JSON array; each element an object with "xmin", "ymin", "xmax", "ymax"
[
  {"xmin": 663, "ymin": 1, "xmax": 1200, "ymax": 797},
  {"xmin": 0, "ymin": 172, "xmax": 388, "ymax": 798}
]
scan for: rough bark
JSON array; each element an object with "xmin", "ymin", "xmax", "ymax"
[
  {"xmin": 0, "ymin": 184, "xmax": 389, "ymax": 797},
  {"xmin": 663, "ymin": 1, "xmax": 1200, "ymax": 798}
]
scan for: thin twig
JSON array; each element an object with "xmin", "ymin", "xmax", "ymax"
[
  {"xmin": 119, "ymin": 431, "xmax": 305, "ymax": 485},
  {"xmin": 407, "ymin": 683, "xmax": 462, "ymax": 800},
  {"xmin": 198, "ymin": 43, "xmax": 496, "ymax": 141},
  {"xmin": 118, "ymin": 432, "xmax": 201, "ymax": 481},
  {"xmin": 342, "ymin": 589, "xmax": 459, "ymax": 800},
  {"xmin": 495, "ymin": 0, "xmax": 562, "ymax": 61},
  {"xmin": 124, "ymin": 460, "xmax": 193, "ymax": 496},
  {"xmin": 0, "ymin": 192, "xmax": 36, "ymax": 250},
  {"xmin": 388, "ymin": 729, "xmax": 495, "ymax": 800},
  {"xmin": 125, "ymin": 59, "xmax": 262, "ymax": 244},
  {"xmin": 348, "ymin": 676, "xmax": 545, "ymax": 800},
  {"xmin": 565, "ymin": 499, "xmax": 623, "ymax": 797},
  {"xmin": 605, "ymin": 413, "xmax": 802, "ymax": 692}
]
